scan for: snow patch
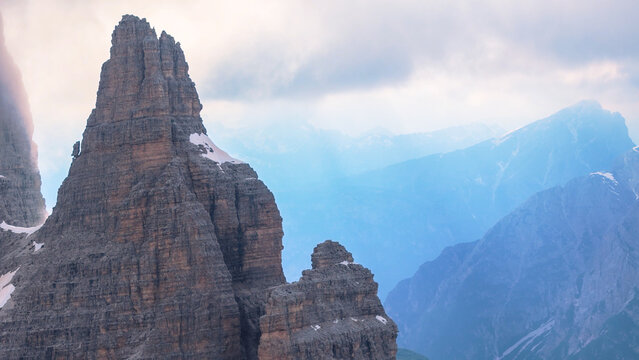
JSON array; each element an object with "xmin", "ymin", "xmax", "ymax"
[
  {"xmin": 493, "ymin": 125, "xmax": 524, "ymax": 146},
  {"xmin": 590, "ymin": 172, "xmax": 618, "ymax": 185},
  {"xmin": 339, "ymin": 261, "xmax": 354, "ymax": 266},
  {"xmin": 333, "ymin": 319, "xmax": 339, "ymax": 324},
  {"xmin": 0, "ymin": 284, "xmax": 15, "ymax": 309},
  {"xmin": 0, "ymin": 175, "xmax": 5, "ymax": 178},
  {"xmin": 0, "ymin": 221, "xmax": 43, "ymax": 235},
  {"xmin": 33, "ymin": 241, "xmax": 44, "ymax": 252},
  {"xmin": 350, "ymin": 317, "xmax": 359, "ymax": 322},
  {"xmin": 498, "ymin": 319, "xmax": 555, "ymax": 359},
  {"xmin": 189, "ymin": 133, "xmax": 243, "ymax": 165},
  {"xmin": 0, "ymin": 268, "xmax": 19, "ymax": 309},
  {"xmin": 376, "ymin": 315, "xmax": 388, "ymax": 325},
  {"xmin": 311, "ymin": 324, "xmax": 321, "ymax": 331},
  {"xmin": 0, "ymin": 269, "xmax": 18, "ymax": 289}
]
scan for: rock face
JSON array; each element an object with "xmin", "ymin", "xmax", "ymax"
[
  {"xmin": 385, "ymin": 149, "xmax": 639, "ymax": 359},
  {"xmin": 0, "ymin": 15, "xmax": 45, "ymax": 227},
  {"xmin": 0, "ymin": 14, "xmax": 46, "ymax": 319},
  {"xmin": 0, "ymin": 15, "xmax": 396, "ymax": 359},
  {"xmin": 259, "ymin": 240, "xmax": 397, "ymax": 359}
]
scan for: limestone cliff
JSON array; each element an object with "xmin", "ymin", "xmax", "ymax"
[
  {"xmin": 0, "ymin": 14, "xmax": 45, "ymax": 227},
  {"xmin": 0, "ymin": 15, "xmax": 396, "ymax": 359},
  {"xmin": 259, "ymin": 241, "xmax": 398, "ymax": 359},
  {"xmin": 0, "ymin": 15, "xmax": 283, "ymax": 359}
]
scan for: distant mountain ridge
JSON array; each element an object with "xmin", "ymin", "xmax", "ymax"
[
  {"xmin": 277, "ymin": 101, "xmax": 635, "ymax": 296},
  {"xmin": 385, "ymin": 148, "xmax": 639, "ymax": 359},
  {"xmin": 211, "ymin": 121, "xmax": 503, "ymax": 191}
]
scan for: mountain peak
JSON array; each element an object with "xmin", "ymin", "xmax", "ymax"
[
  {"xmin": 569, "ymin": 99, "xmax": 602, "ymax": 110},
  {"xmin": 92, "ymin": 14, "xmax": 198, "ymax": 127},
  {"xmin": 0, "ymin": 16, "xmax": 397, "ymax": 359},
  {"xmin": 311, "ymin": 240, "xmax": 355, "ymax": 269},
  {"xmin": 111, "ymin": 15, "xmax": 155, "ymax": 51},
  {"xmin": 492, "ymin": 100, "xmax": 629, "ymax": 148}
]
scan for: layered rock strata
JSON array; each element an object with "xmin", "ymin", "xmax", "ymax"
[
  {"xmin": 0, "ymin": 15, "xmax": 397, "ymax": 359},
  {"xmin": 0, "ymin": 15, "xmax": 284, "ymax": 359},
  {"xmin": 0, "ymin": 14, "xmax": 46, "ymax": 321},
  {"xmin": 259, "ymin": 240, "xmax": 398, "ymax": 359},
  {"xmin": 0, "ymin": 15, "xmax": 45, "ymax": 227}
]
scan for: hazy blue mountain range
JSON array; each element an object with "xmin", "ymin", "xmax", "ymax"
[
  {"xmin": 209, "ymin": 120, "xmax": 501, "ymax": 278},
  {"xmin": 273, "ymin": 101, "xmax": 635, "ymax": 296},
  {"xmin": 385, "ymin": 147, "xmax": 639, "ymax": 359},
  {"xmin": 210, "ymin": 120, "xmax": 503, "ymax": 195},
  {"xmin": 39, "ymin": 119, "xmax": 500, "ymax": 228},
  {"xmin": 397, "ymin": 348, "xmax": 430, "ymax": 360}
]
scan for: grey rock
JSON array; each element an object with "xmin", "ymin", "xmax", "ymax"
[
  {"xmin": 259, "ymin": 240, "xmax": 398, "ymax": 359},
  {"xmin": 0, "ymin": 15, "xmax": 45, "ymax": 227},
  {"xmin": 0, "ymin": 15, "xmax": 398, "ymax": 360},
  {"xmin": 311, "ymin": 239, "xmax": 354, "ymax": 269}
]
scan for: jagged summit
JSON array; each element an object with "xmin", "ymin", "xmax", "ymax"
[
  {"xmin": 0, "ymin": 15, "xmax": 396, "ymax": 359},
  {"xmin": 567, "ymin": 99, "xmax": 603, "ymax": 110},
  {"xmin": 90, "ymin": 14, "xmax": 199, "ymax": 128},
  {"xmin": 493, "ymin": 100, "xmax": 626, "ymax": 147},
  {"xmin": 259, "ymin": 240, "xmax": 397, "ymax": 359},
  {"xmin": 0, "ymin": 15, "xmax": 284, "ymax": 359},
  {"xmin": 311, "ymin": 240, "xmax": 355, "ymax": 269}
]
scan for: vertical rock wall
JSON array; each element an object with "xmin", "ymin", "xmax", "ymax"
[
  {"xmin": 0, "ymin": 15, "xmax": 45, "ymax": 227},
  {"xmin": 259, "ymin": 241, "xmax": 398, "ymax": 359},
  {"xmin": 0, "ymin": 15, "xmax": 397, "ymax": 359}
]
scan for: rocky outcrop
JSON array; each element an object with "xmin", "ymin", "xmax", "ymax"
[
  {"xmin": 0, "ymin": 14, "xmax": 46, "ymax": 321},
  {"xmin": 386, "ymin": 149, "xmax": 639, "ymax": 359},
  {"xmin": 0, "ymin": 15, "xmax": 397, "ymax": 359},
  {"xmin": 0, "ymin": 15, "xmax": 284, "ymax": 359},
  {"xmin": 259, "ymin": 240, "xmax": 397, "ymax": 359},
  {"xmin": 0, "ymin": 15, "xmax": 45, "ymax": 227}
]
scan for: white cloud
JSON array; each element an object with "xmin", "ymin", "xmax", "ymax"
[{"xmin": 0, "ymin": 0, "xmax": 638, "ymax": 207}]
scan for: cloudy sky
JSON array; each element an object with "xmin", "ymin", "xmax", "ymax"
[{"xmin": 1, "ymin": 0, "xmax": 638, "ymax": 208}]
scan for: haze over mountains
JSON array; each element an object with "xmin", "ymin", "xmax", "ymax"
[
  {"xmin": 262, "ymin": 101, "xmax": 634, "ymax": 296},
  {"xmin": 211, "ymin": 121, "xmax": 503, "ymax": 192},
  {"xmin": 0, "ymin": 15, "xmax": 45, "ymax": 227},
  {"xmin": 2, "ymin": 8, "xmax": 639, "ymax": 360},
  {"xmin": 37, "ymin": 113, "xmax": 501, "ymax": 225},
  {"xmin": 386, "ymin": 147, "xmax": 639, "ymax": 359}
]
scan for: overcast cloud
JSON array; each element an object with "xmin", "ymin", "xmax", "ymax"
[{"xmin": 0, "ymin": 0, "xmax": 638, "ymax": 207}]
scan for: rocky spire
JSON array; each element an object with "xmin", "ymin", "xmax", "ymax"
[
  {"xmin": 0, "ymin": 15, "xmax": 397, "ymax": 359},
  {"xmin": 259, "ymin": 240, "xmax": 398, "ymax": 359},
  {"xmin": 311, "ymin": 239, "xmax": 355, "ymax": 269},
  {"xmin": 89, "ymin": 15, "xmax": 200, "ymax": 128},
  {"xmin": 0, "ymin": 13, "xmax": 46, "ymax": 226},
  {"xmin": 0, "ymin": 15, "xmax": 284, "ymax": 359}
]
